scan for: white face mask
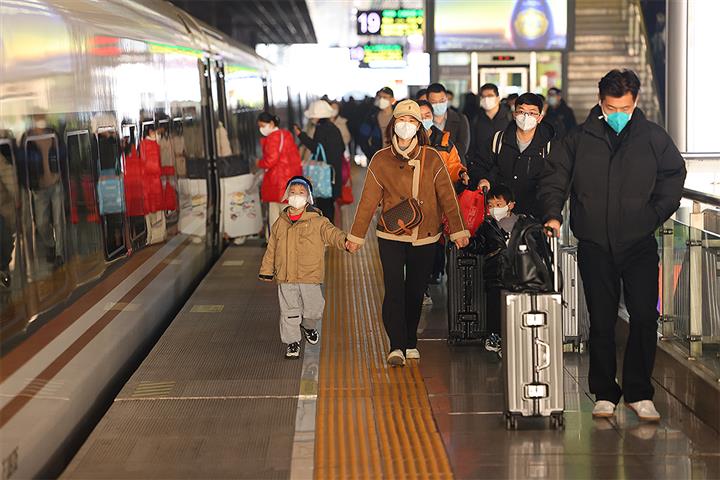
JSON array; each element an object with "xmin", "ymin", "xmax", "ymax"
[
  {"xmin": 515, "ymin": 113, "xmax": 538, "ymax": 132},
  {"xmin": 288, "ymin": 194, "xmax": 308, "ymax": 210},
  {"xmin": 490, "ymin": 206, "xmax": 509, "ymax": 221},
  {"xmin": 480, "ymin": 96, "xmax": 499, "ymax": 111},
  {"xmin": 376, "ymin": 98, "xmax": 391, "ymax": 110},
  {"xmin": 35, "ymin": 119, "xmax": 48, "ymax": 129},
  {"xmin": 259, "ymin": 125, "xmax": 275, "ymax": 137},
  {"xmin": 394, "ymin": 121, "xmax": 418, "ymax": 140}
]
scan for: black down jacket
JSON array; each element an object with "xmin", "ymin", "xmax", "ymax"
[{"xmin": 539, "ymin": 105, "xmax": 686, "ymax": 253}]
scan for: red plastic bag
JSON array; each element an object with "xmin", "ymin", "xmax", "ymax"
[
  {"xmin": 445, "ymin": 188, "xmax": 486, "ymax": 236},
  {"xmin": 341, "ymin": 154, "xmax": 351, "ymax": 185},
  {"xmin": 338, "ymin": 176, "xmax": 354, "ymax": 205}
]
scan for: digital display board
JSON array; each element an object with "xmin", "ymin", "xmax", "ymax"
[
  {"xmin": 434, "ymin": 0, "xmax": 567, "ymax": 51},
  {"xmin": 357, "ymin": 9, "xmax": 424, "ymax": 37},
  {"xmin": 362, "ymin": 44, "xmax": 404, "ymax": 63}
]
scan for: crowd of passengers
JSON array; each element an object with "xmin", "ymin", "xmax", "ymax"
[{"xmin": 254, "ymin": 69, "xmax": 686, "ymax": 423}]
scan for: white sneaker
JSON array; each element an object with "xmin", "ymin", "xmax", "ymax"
[
  {"xmin": 422, "ymin": 292, "xmax": 433, "ymax": 306},
  {"xmin": 233, "ymin": 236, "xmax": 246, "ymax": 246},
  {"xmin": 387, "ymin": 349, "xmax": 406, "ymax": 366},
  {"xmin": 627, "ymin": 400, "xmax": 661, "ymax": 422},
  {"xmin": 592, "ymin": 400, "xmax": 617, "ymax": 418},
  {"xmin": 406, "ymin": 348, "xmax": 420, "ymax": 359}
]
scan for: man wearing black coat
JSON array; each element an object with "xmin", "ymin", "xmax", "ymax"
[
  {"xmin": 539, "ymin": 69, "xmax": 686, "ymax": 421},
  {"xmin": 469, "ymin": 83, "xmax": 513, "ymax": 167},
  {"xmin": 427, "ymin": 83, "xmax": 470, "ymax": 163},
  {"xmin": 544, "ymin": 87, "xmax": 577, "ymax": 139},
  {"xmin": 469, "ymin": 93, "xmax": 554, "ymax": 220}
]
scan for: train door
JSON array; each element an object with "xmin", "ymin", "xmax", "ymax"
[
  {"xmin": 198, "ymin": 58, "xmax": 221, "ymax": 257},
  {"xmin": 0, "ymin": 136, "xmax": 29, "ymax": 339},
  {"xmin": 20, "ymin": 130, "xmax": 72, "ymax": 313},
  {"xmin": 64, "ymin": 129, "xmax": 104, "ymax": 284},
  {"xmin": 95, "ymin": 126, "xmax": 128, "ymax": 261},
  {"xmin": 479, "ymin": 66, "xmax": 529, "ymax": 98}
]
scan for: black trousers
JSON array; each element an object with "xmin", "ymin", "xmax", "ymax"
[
  {"xmin": 431, "ymin": 242, "xmax": 445, "ymax": 278},
  {"xmin": 315, "ymin": 197, "xmax": 335, "ymax": 224},
  {"xmin": 578, "ymin": 236, "xmax": 659, "ymax": 404},
  {"xmin": 378, "ymin": 238, "xmax": 436, "ymax": 351}
]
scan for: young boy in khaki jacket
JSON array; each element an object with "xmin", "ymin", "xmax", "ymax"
[{"xmin": 259, "ymin": 176, "xmax": 348, "ymax": 358}]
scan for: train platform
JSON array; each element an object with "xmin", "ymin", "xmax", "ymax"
[{"xmin": 62, "ymin": 210, "xmax": 720, "ymax": 479}]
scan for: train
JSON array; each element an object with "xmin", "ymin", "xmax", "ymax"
[{"xmin": 0, "ymin": 1, "xmax": 306, "ymax": 477}]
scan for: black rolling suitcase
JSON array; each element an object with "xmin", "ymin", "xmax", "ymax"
[{"xmin": 446, "ymin": 243, "xmax": 487, "ymax": 344}]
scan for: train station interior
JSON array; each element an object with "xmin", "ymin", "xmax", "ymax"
[{"xmin": 1, "ymin": 1, "xmax": 719, "ymax": 479}]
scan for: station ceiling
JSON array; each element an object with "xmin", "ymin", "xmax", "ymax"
[{"xmin": 170, "ymin": 0, "xmax": 317, "ymax": 46}]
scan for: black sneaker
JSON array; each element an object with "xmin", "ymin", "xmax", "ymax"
[
  {"xmin": 485, "ymin": 333, "xmax": 502, "ymax": 356},
  {"xmin": 285, "ymin": 342, "xmax": 301, "ymax": 358},
  {"xmin": 301, "ymin": 326, "xmax": 319, "ymax": 345}
]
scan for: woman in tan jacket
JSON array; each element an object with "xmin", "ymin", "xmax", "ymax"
[{"xmin": 346, "ymin": 99, "xmax": 470, "ymax": 366}]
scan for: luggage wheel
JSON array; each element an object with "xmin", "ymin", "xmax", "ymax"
[
  {"xmin": 505, "ymin": 414, "xmax": 518, "ymax": 430},
  {"xmin": 550, "ymin": 413, "xmax": 565, "ymax": 430}
]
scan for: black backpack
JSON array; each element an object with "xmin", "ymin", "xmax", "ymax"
[{"xmin": 501, "ymin": 215, "xmax": 557, "ymax": 293}]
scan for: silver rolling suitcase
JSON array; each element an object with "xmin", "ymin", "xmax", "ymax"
[
  {"xmin": 502, "ymin": 235, "xmax": 565, "ymax": 430},
  {"xmin": 559, "ymin": 246, "xmax": 590, "ymax": 351}
]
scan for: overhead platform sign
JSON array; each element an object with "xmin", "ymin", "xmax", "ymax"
[
  {"xmin": 349, "ymin": 44, "xmax": 405, "ymax": 68},
  {"xmin": 357, "ymin": 9, "xmax": 424, "ymax": 37}
]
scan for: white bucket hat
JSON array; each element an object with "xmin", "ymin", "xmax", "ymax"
[{"xmin": 304, "ymin": 100, "xmax": 335, "ymax": 119}]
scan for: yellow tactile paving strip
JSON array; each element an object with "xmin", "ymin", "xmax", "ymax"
[{"xmin": 315, "ymin": 211, "xmax": 453, "ymax": 479}]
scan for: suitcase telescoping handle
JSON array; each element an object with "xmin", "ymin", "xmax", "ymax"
[{"xmin": 545, "ymin": 227, "xmax": 560, "ymax": 293}]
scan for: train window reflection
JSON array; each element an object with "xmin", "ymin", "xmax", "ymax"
[
  {"xmin": 23, "ymin": 133, "xmax": 67, "ymax": 273},
  {"xmin": 175, "ymin": 115, "xmax": 207, "ymax": 240},
  {"xmin": 122, "ymin": 122, "xmax": 146, "ymax": 249},
  {"xmin": 158, "ymin": 118, "xmax": 178, "ymax": 226},
  {"xmin": 65, "ymin": 130, "xmax": 104, "ymax": 280},
  {"xmin": 96, "ymin": 127, "xmax": 127, "ymax": 260},
  {"xmin": 1, "ymin": 135, "xmax": 28, "ymax": 339}
]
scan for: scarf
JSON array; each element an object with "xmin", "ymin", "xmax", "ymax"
[{"xmin": 391, "ymin": 135, "xmax": 418, "ymax": 159}]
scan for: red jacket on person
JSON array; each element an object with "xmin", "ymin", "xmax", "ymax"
[
  {"xmin": 140, "ymin": 137, "xmax": 164, "ymax": 213},
  {"xmin": 258, "ymin": 128, "xmax": 302, "ymax": 203}
]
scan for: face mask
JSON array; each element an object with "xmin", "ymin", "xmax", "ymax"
[
  {"xmin": 288, "ymin": 194, "xmax": 307, "ymax": 210},
  {"xmin": 394, "ymin": 121, "xmax": 418, "ymax": 140},
  {"xmin": 35, "ymin": 119, "xmax": 48, "ymax": 129},
  {"xmin": 515, "ymin": 113, "xmax": 538, "ymax": 132},
  {"xmin": 376, "ymin": 98, "xmax": 391, "ymax": 110},
  {"xmin": 431, "ymin": 101, "xmax": 448, "ymax": 116},
  {"xmin": 491, "ymin": 206, "xmax": 509, "ymax": 221},
  {"xmin": 600, "ymin": 101, "xmax": 635, "ymax": 134},
  {"xmin": 421, "ymin": 118, "xmax": 434, "ymax": 131},
  {"xmin": 480, "ymin": 96, "xmax": 498, "ymax": 111},
  {"xmin": 259, "ymin": 125, "xmax": 275, "ymax": 137},
  {"xmin": 547, "ymin": 96, "xmax": 559, "ymax": 108}
]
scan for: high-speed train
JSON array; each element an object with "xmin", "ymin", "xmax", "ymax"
[{"xmin": 0, "ymin": 1, "xmax": 304, "ymax": 477}]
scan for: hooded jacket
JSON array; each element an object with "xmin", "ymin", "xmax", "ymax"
[
  {"xmin": 539, "ymin": 105, "xmax": 686, "ymax": 253},
  {"xmin": 258, "ymin": 128, "xmax": 303, "ymax": 203},
  {"xmin": 259, "ymin": 205, "xmax": 347, "ymax": 284},
  {"xmin": 348, "ymin": 144, "xmax": 469, "ymax": 247},
  {"xmin": 469, "ymin": 121, "xmax": 555, "ymax": 219}
]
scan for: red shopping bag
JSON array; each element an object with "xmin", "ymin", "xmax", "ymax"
[
  {"xmin": 444, "ymin": 188, "xmax": 486, "ymax": 236},
  {"xmin": 338, "ymin": 176, "xmax": 354, "ymax": 205}
]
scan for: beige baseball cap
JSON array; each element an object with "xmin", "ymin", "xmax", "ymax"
[{"xmin": 392, "ymin": 99, "xmax": 422, "ymax": 123}]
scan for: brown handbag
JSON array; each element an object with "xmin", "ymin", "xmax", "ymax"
[{"xmin": 378, "ymin": 147, "xmax": 425, "ymax": 236}]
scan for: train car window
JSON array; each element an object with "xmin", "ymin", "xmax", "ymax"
[
  {"xmin": 22, "ymin": 132, "xmax": 67, "ymax": 272},
  {"xmin": 139, "ymin": 120, "xmax": 167, "ymax": 246},
  {"xmin": 0, "ymin": 138, "xmax": 24, "ymax": 329},
  {"xmin": 65, "ymin": 130, "xmax": 104, "ymax": 277},
  {"xmin": 157, "ymin": 118, "xmax": 178, "ymax": 226},
  {"xmin": 96, "ymin": 127, "xmax": 127, "ymax": 261},
  {"xmin": 174, "ymin": 113, "xmax": 208, "ymax": 241}
]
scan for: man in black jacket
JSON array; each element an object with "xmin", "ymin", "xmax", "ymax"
[
  {"xmin": 427, "ymin": 83, "xmax": 470, "ymax": 163},
  {"xmin": 539, "ymin": 69, "xmax": 686, "ymax": 421},
  {"xmin": 469, "ymin": 93, "xmax": 554, "ymax": 219},
  {"xmin": 469, "ymin": 83, "xmax": 513, "ymax": 168},
  {"xmin": 544, "ymin": 87, "xmax": 577, "ymax": 139}
]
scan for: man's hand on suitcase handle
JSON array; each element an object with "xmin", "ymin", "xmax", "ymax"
[
  {"xmin": 454, "ymin": 237, "xmax": 469, "ymax": 249},
  {"xmin": 544, "ymin": 219, "xmax": 561, "ymax": 238}
]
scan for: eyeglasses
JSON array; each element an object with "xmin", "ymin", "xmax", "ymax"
[{"xmin": 515, "ymin": 111, "xmax": 541, "ymax": 118}]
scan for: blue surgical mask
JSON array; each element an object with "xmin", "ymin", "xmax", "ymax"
[
  {"xmin": 421, "ymin": 119, "xmax": 434, "ymax": 131},
  {"xmin": 432, "ymin": 101, "xmax": 448, "ymax": 116},
  {"xmin": 600, "ymin": 102, "xmax": 635, "ymax": 134}
]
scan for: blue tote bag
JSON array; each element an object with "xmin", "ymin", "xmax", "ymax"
[{"xmin": 302, "ymin": 143, "xmax": 333, "ymax": 199}]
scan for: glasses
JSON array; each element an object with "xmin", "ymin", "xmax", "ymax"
[{"xmin": 515, "ymin": 110, "xmax": 541, "ymax": 118}]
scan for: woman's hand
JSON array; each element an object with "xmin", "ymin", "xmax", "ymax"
[
  {"xmin": 460, "ymin": 171, "xmax": 470, "ymax": 185},
  {"xmin": 345, "ymin": 240, "xmax": 360, "ymax": 253},
  {"xmin": 293, "ymin": 124, "xmax": 302, "ymax": 137},
  {"xmin": 454, "ymin": 237, "xmax": 470, "ymax": 249}
]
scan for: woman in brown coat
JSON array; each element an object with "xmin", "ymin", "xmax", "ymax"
[{"xmin": 346, "ymin": 99, "xmax": 470, "ymax": 366}]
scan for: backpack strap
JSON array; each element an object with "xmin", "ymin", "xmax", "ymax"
[
  {"xmin": 492, "ymin": 130, "xmax": 504, "ymax": 155},
  {"xmin": 541, "ymin": 140, "xmax": 551, "ymax": 158}
]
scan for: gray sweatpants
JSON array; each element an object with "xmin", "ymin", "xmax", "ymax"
[{"xmin": 278, "ymin": 283, "xmax": 325, "ymax": 344}]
